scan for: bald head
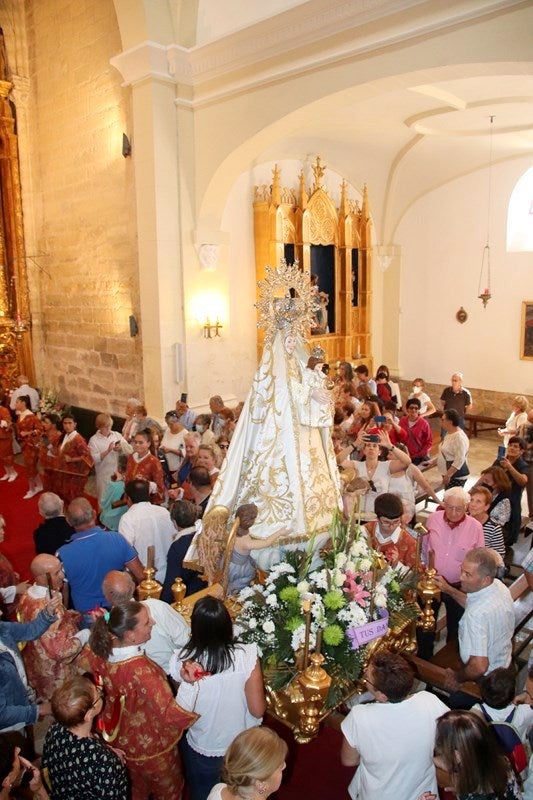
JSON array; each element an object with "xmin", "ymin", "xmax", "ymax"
[
  {"xmin": 102, "ymin": 570, "xmax": 135, "ymax": 606},
  {"xmin": 31, "ymin": 554, "xmax": 64, "ymax": 590}
]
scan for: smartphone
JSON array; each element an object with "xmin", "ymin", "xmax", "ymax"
[
  {"xmin": 367, "ymin": 433, "xmax": 381, "ymax": 443},
  {"xmin": 374, "ymin": 416, "xmax": 386, "ymax": 427},
  {"xmin": 497, "ymin": 445, "xmax": 506, "ymax": 462},
  {"xmin": 180, "ymin": 392, "xmax": 188, "ymax": 403}
]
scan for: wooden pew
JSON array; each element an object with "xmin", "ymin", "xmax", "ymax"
[{"xmin": 464, "ymin": 413, "xmax": 506, "ymax": 439}]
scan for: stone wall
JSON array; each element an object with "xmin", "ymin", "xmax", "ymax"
[
  {"xmin": 24, "ymin": 0, "xmax": 142, "ymax": 414},
  {"xmin": 397, "ymin": 379, "xmax": 530, "ymax": 420}
]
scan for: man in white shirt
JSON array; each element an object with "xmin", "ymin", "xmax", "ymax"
[
  {"xmin": 118, "ymin": 479, "xmax": 175, "ymax": 583},
  {"xmin": 437, "ymin": 547, "xmax": 515, "ymax": 702},
  {"xmin": 102, "ymin": 570, "xmax": 189, "ymax": 675},
  {"xmin": 9, "ymin": 374, "xmax": 39, "ymax": 412},
  {"xmin": 341, "ymin": 649, "xmax": 447, "ymax": 800}
]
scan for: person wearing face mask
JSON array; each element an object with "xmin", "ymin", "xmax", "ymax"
[
  {"xmin": 407, "ymin": 378, "xmax": 436, "ymax": 417},
  {"xmin": 194, "ymin": 414, "xmax": 216, "ymax": 446}
]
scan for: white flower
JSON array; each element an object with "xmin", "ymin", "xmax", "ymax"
[
  {"xmin": 297, "ymin": 580, "xmax": 310, "ymax": 594},
  {"xmin": 291, "ymin": 624, "xmax": 307, "ymax": 652},
  {"xmin": 349, "ymin": 539, "xmax": 368, "ymax": 558},
  {"xmin": 345, "ymin": 560, "xmax": 355, "ymax": 574},
  {"xmin": 266, "ymin": 594, "xmax": 279, "ymax": 608},
  {"xmin": 374, "ymin": 591, "xmax": 387, "ymax": 609},
  {"xmin": 338, "ymin": 601, "xmax": 367, "ymax": 628},
  {"xmin": 287, "ymin": 576, "xmax": 296, "ymax": 584},
  {"xmin": 335, "ymin": 553, "xmax": 348, "ymax": 568},
  {"xmin": 311, "ymin": 569, "xmax": 329, "ymax": 591},
  {"xmin": 238, "ymin": 586, "xmax": 256, "ymax": 601},
  {"xmin": 248, "ymin": 618, "xmax": 257, "ymax": 630},
  {"xmin": 262, "ymin": 620, "xmax": 275, "ymax": 634},
  {"xmin": 359, "ymin": 558, "xmax": 372, "ymax": 573},
  {"xmin": 333, "ymin": 569, "xmax": 345, "ymax": 588}
]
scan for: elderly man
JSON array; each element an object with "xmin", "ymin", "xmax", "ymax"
[
  {"xmin": 17, "ymin": 554, "xmax": 87, "ymax": 700},
  {"xmin": 438, "ymin": 548, "xmax": 514, "ymax": 706},
  {"xmin": 208, "ymin": 395, "xmax": 227, "ymax": 437},
  {"xmin": 9, "ymin": 374, "xmax": 39, "ymax": 413},
  {"xmin": 440, "ymin": 372, "xmax": 472, "ymax": 430},
  {"xmin": 418, "ymin": 487, "xmax": 484, "ymax": 659},
  {"xmin": 177, "ymin": 431, "xmax": 201, "ymax": 485},
  {"xmin": 33, "ymin": 492, "xmax": 74, "ymax": 555},
  {"xmin": 102, "ymin": 570, "xmax": 189, "ymax": 675},
  {"xmin": 175, "ymin": 399, "xmax": 197, "ymax": 432},
  {"xmin": 118, "ymin": 479, "xmax": 175, "ymax": 583},
  {"xmin": 161, "ymin": 501, "xmax": 205, "ymax": 602},
  {"xmin": 341, "ymin": 649, "xmax": 447, "ymax": 800},
  {"xmin": 57, "ymin": 497, "xmax": 144, "ymax": 625}
]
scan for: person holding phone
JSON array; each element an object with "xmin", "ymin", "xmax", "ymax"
[
  {"xmin": 341, "ymin": 429, "xmax": 411, "ymax": 514},
  {"xmin": 0, "ymin": 736, "xmax": 49, "ymax": 799}
]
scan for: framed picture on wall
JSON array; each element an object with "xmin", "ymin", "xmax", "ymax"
[{"xmin": 520, "ymin": 301, "xmax": 533, "ymax": 360}]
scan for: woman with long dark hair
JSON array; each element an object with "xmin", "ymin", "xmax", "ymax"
[
  {"xmin": 55, "ymin": 415, "xmax": 93, "ymax": 505},
  {"xmin": 78, "ymin": 601, "xmax": 197, "ymax": 800},
  {"xmin": 431, "ymin": 709, "xmax": 521, "ymax": 799},
  {"xmin": 170, "ymin": 596, "xmax": 266, "ymax": 800}
]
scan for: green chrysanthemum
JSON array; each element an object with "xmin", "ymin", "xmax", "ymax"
[
  {"xmin": 323, "ymin": 589, "xmax": 346, "ymax": 611},
  {"xmin": 390, "ymin": 580, "xmax": 399, "ymax": 593},
  {"xmin": 279, "ymin": 586, "xmax": 300, "ymax": 604},
  {"xmin": 285, "ymin": 615, "xmax": 303, "ymax": 633},
  {"xmin": 323, "ymin": 624, "xmax": 344, "ymax": 646}
]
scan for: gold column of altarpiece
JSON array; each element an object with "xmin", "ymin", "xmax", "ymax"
[{"xmin": 0, "ymin": 33, "xmax": 34, "ymax": 392}]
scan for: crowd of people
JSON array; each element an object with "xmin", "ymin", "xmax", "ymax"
[{"xmin": 0, "ymin": 366, "xmax": 532, "ymax": 799}]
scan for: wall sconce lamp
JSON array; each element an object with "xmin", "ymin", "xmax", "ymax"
[
  {"xmin": 203, "ymin": 317, "xmax": 222, "ymax": 338},
  {"xmin": 122, "ymin": 133, "xmax": 132, "ymax": 158}
]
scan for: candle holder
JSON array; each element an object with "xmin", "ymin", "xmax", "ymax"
[
  {"xmin": 171, "ymin": 577, "xmax": 186, "ymax": 612},
  {"xmin": 416, "ymin": 564, "xmax": 441, "ymax": 631},
  {"xmin": 137, "ymin": 565, "xmax": 162, "ymax": 600}
]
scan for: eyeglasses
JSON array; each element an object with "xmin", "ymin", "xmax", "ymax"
[
  {"xmin": 91, "ymin": 688, "xmax": 104, "ymax": 708},
  {"xmin": 443, "ymin": 503, "xmax": 465, "ymax": 512},
  {"xmin": 219, "ymin": 444, "xmax": 229, "ymax": 450},
  {"xmin": 378, "ymin": 516, "xmax": 401, "ymax": 529}
]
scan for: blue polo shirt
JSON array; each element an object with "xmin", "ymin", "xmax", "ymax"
[{"xmin": 57, "ymin": 526, "xmax": 137, "ymax": 612}]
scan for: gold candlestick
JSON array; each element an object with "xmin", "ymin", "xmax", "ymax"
[
  {"xmin": 137, "ymin": 562, "xmax": 162, "ymax": 601},
  {"xmin": 302, "ymin": 597, "xmax": 312, "ymax": 670}
]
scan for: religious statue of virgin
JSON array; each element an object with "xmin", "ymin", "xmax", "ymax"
[{"xmin": 206, "ymin": 260, "xmax": 342, "ymax": 567}]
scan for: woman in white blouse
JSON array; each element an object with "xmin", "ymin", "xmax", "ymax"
[
  {"xmin": 170, "ymin": 596, "xmax": 266, "ymax": 800},
  {"xmin": 88, "ymin": 414, "xmax": 132, "ymax": 502}
]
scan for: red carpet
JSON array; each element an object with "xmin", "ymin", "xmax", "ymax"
[
  {"xmin": 266, "ymin": 715, "xmax": 352, "ymax": 799},
  {"xmin": 0, "ymin": 464, "xmax": 42, "ymax": 581}
]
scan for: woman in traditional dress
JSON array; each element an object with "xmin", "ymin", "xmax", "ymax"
[
  {"xmin": 38, "ymin": 413, "xmax": 62, "ymax": 493},
  {"xmin": 207, "ymin": 262, "xmax": 342, "ymax": 566},
  {"xmin": 55, "ymin": 415, "xmax": 93, "ymax": 505},
  {"xmin": 0, "ymin": 402, "xmax": 15, "ymax": 482},
  {"xmin": 78, "ymin": 602, "xmax": 197, "ymax": 800},
  {"xmin": 124, "ymin": 429, "xmax": 165, "ymax": 504},
  {"xmin": 43, "ymin": 675, "xmax": 128, "ymax": 800},
  {"xmin": 15, "ymin": 395, "xmax": 43, "ymax": 499},
  {"xmin": 88, "ymin": 413, "xmax": 132, "ymax": 503}
]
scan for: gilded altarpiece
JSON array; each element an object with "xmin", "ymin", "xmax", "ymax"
[
  {"xmin": 0, "ymin": 34, "xmax": 34, "ymax": 392},
  {"xmin": 253, "ymin": 158, "xmax": 372, "ymax": 367}
]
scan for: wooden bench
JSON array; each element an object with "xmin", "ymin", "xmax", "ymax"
[
  {"xmin": 406, "ymin": 573, "xmax": 533, "ymax": 697},
  {"xmin": 465, "ymin": 413, "xmax": 506, "ymax": 439}
]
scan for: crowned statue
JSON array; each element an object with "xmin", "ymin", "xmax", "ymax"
[{"xmin": 206, "ymin": 260, "xmax": 342, "ymax": 569}]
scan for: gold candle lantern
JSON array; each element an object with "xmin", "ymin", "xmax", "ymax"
[
  {"xmin": 171, "ymin": 577, "xmax": 186, "ymax": 612},
  {"xmin": 297, "ymin": 652, "xmax": 332, "ymax": 742},
  {"xmin": 137, "ymin": 546, "xmax": 162, "ymax": 600}
]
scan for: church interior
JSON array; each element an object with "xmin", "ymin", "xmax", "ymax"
[{"xmin": 0, "ymin": 0, "xmax": 531, "ymax": 419}]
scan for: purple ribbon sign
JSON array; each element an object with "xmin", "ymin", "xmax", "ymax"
[{"xmin": 347, "ymin": 610, "xmax": 389, "ymax": 650}]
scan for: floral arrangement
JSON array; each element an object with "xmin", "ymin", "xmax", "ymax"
[
  {"xmin": 38, "ymin": 388, "xmax": 69, "ymax": 419},
  {"xmin": 236, "ymin": 515, "xmax": 417, "ymax": 707}
]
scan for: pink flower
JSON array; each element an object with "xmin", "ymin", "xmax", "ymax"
[{"xmin": 343, "ymin": 570, "xmax": 371, "ymax": 607}]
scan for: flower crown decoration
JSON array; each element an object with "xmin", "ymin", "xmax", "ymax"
[{"xmin": 255, "ymin": 259, "xmax": 319, "ymax": 344}]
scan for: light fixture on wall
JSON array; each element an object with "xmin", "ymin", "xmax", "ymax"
[
  {"xmin": 477, "ymin": 115, "xmax": 495, "ymax": 309},
  {"xmin": 122, "ymin": 133, "xmax": 132, "ymax": 158},
  {"xmin": 203, "ymin": 317, "xmax": 222, "ymax": 338}
]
